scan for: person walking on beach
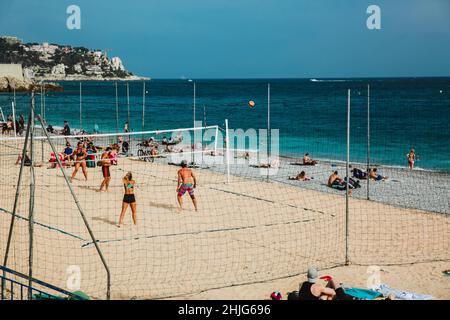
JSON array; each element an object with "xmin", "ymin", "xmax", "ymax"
[
  {"xmin": 118, "ymin": 172, "xmax": 137, "ymax": 228},
  {"xmin": 71, "ymin": 142, "xmax": 88, "ymax": 182},
  {"xmin": 407, "ymin": 149, "xmax": 416, "ymax": 171},
  {"xmin": 177, "ymin": 160, "xmax": 198, "ymax": 212},
  {"xmin": 99, "ymin": 147, "xmax": 112, "ymax": 192}
]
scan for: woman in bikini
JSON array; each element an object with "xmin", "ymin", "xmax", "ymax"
[
  {"xmin": 70, "ymin": 143, "xmax": 88, "ymax": 182},
  {"xmin": 117, "ymin": 172, "xmax": 137, "ymax": 227}
]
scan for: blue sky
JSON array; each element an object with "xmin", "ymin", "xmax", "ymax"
[{"xmin": 1, "ymin": 0, "xmax": 450, "ymax": 78}]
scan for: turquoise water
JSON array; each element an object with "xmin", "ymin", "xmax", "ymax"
[{"xmin": 1, "ymin": 78, "xmax": 449, "ymax": 171}]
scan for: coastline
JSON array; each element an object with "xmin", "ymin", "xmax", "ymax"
[{"xmin": 35, "ymin": 75, "xmax": 151, "ymax": 82}]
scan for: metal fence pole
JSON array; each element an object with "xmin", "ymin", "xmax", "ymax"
[
  {"xmin": 142, "ymin": 81, "xmax": 146, "ymax": 133},
  {"xmin": 79, "ymin": 82, "xmax": 82, "ymax": 131},
  {"xmin": 3, "ymin": 103, "xmax": 33, "ymax": 269},
  {"xmin": 225, "ymin": 119, "xmax": 230, "ymax": 184},
  {"xmin": 345, "ymin": 89, "xmax": 351, "ymax": 265},
  {"xmin": 36, "ymin": 115, "xmax": 111, "ymax": 300},
  {"xmin": 267, "ymin": 83, "xmax": 271, "ymax": 183},
  {"xmin": 367, "ymin": 84, "xmax": 371, "ymax": 200},
  {"xmin": 192, "ymin": 82, "xmax": 196, "ymax": 166},
  {"xmin": 115, "ymin": 82, "xmax": 119, "ymax": 134},
  {"xmin": 28, "ymin": 91, "xmax": 36, "ymax": 299}
]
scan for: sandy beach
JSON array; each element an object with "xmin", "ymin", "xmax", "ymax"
[{"xmin": 0, "ymin": 139, "xmax": 449, "ymax": 300}]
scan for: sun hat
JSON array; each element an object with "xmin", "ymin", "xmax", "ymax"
[{"xmin": 307, "ymin": 267, "xmax": 318, "ymax": 283}]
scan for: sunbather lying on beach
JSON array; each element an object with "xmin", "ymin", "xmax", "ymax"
[
  {"xmin": 369, "ymin": 168, "xmax": 388, "ymax": 181},
  {"xmin": 289, "ymin": 171, "xmax": 310, "ymax": 181},
  {"xmin": 251, "ymin": 159, "xmax": 280, "ymax": 169},
  {"xmin": 303, "ymin": 153, "xmax": 318, "ymax": 166},
  {"xmin": 298, "ymin": 267, "xmax": 356, "ymax": 301}
]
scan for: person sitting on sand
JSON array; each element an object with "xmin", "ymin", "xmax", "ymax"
[
  {"xmin": 48, "ymin": 152, "xmax": 66, "ymax": 169},
  {"xmin": 117, "ymin": 172, "xmax": 137, "ymax": 227},
  {"xmin": 328, "ymin": 171, "xmax": 353, "ymax": 194},
  {"xmin": 63, "ymin": 142, "xmax": 74, "ymax": 162},
  {"xmin": 177, "ymin": 160, "xmax": 198, "ymax": 212},
  {"xmin": 289, "ymin": 171, "xmax": 310, "ymax": 181},
  {"xmin": 369, "ymin": 168, "xmax": 388, "ymax": 181},
  {"xmin": 303, "ymin": 153, "xmax": 318, "ymax": 166},
  {"xmin": 15, "ymin": 153, "xmax": 45, "ymax": 167},
  {"xmin": 70, "ymin": 142, "xmax": 88, "ymax": 182},
  {"xmin": 407, "ymin": 149, "xmax": 416, "ymax": 171},
  {"xmin": 298, "ymin": 267, "xmax": 356, "ymax": 301}
]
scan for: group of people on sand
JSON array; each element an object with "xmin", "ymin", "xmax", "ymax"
[
  {"xmin": 1, "ymin": 114, "xmax": 25, "ymax": 136},
  {"xmin": 287, "ymin": 153, "xmax": 392, "ymax": 195},
  {"xmin": 277, "ymin": 267, "xmax": 395, "ymax": 301}
]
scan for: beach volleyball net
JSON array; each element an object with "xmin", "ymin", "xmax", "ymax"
[{"xmin": 0, "ymin": 97, "xmax": 449, "ymax": 300}]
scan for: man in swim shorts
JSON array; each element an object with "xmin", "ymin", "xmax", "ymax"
[{"xmin": 177, "ymin": 160, "xmax": 198, "ymax": 212}]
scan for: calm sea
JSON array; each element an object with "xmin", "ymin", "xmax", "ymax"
[{"xmin": 2, "ymin": 78, "xmax": 449, "ymax": 171}]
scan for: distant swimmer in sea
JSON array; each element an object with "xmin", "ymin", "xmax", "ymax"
[
  {"xmin": 407, "ymin": 149, "xmax": 416, "ymax": 171},
  {"xmin": 177, "ymin": 160, "xmax": 198, "ymax": 212},
  {"xmin": 369, "ymin": 168, "xmax": 388, "ymax": 181},
  {"xmin": 289, "ymin": 171, "xmax": 311, "ymax": 181},
  {"xmin": 303, "ymin": 153, "xmax": 318, "ymax": 166},
  {"xmin": 117, "ymin": 172, "xmax": 137, "ymax": 228}
]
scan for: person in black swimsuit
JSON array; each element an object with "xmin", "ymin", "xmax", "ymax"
[
  {"xmin": 71, "ymin": 142, "xmax": 88, "ymax": 182},
  {"xmin": 117, "ymin": 172, "xmax": 137, "ymax": 228}
]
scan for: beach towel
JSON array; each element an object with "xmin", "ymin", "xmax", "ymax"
[
  {"xmin": 343, "ymin": 288, "xmax": 382, "ymax": 300},
  {"xmin": 374, "ymin": 284, "xmax": 434, "ymax": 300}
]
